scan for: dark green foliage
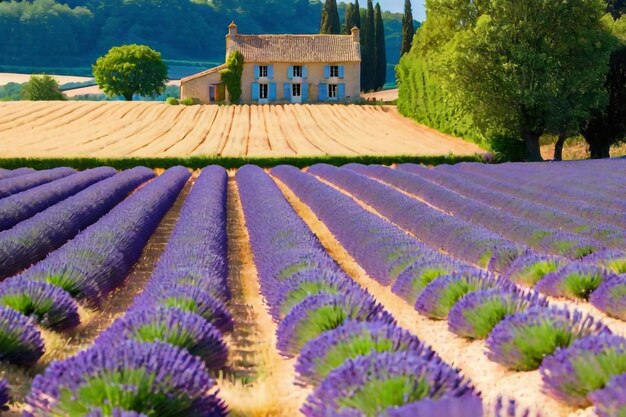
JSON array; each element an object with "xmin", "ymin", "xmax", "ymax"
[
  {"xmin": 220, "ymin": 50, "xmax": 244, "ymax": 103},
  {"xmin": 606, "ymin": 0, "xmax": 626, "ymax": 18},
  {"xmin": 361, "ymin": 0, "xmax": 376, "ymax": 91},
  {"xmin": 0, "ymin": 82, "xmax": 23, "ymax": 101},
  {"xmin": 374, "ymin": 3, "xmax": 387, "ymax": 91},
  {"xmin": 344, "ymin": 3, "xmax": 356, "ymax": 34},
  {"xmin": 0, "ymin": 154, "xmax": 484, "ymax": 171},
  {"xmin": 21, "ymin": 75, "xmax": 65, "ymax": 101},
  {"xmin": 165, "ymin": 97, "xmax": 179, "ymax": 105},
  {"xmin": 401, "ymin": 0, "xmax": 414, "ymax": 56},
  {"xmin": 93, "ymin": 44, "xmax": 167, "ymax": 101},
  {"xmin": 320, "ymin": 0, "xmax": 341, "ymax": 34}
]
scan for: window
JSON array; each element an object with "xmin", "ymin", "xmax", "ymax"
[
  {"xmin": 259, "ymin": 66, "xmax": 268, "ymax": 78},
  {"xmin": 293, "ymin": 66, "xmax": 303, "ymax": 78},
  {"xmin": 330, "ymin": 65, "xmax": 339, "ymax": 78},
  {"xmin": 259, "ymin": 83, "xmax": 269, "ymax": 99},
  {"xmin": 328, "ymin": 84, "xmax": 338, "ymax": 99},
  {"xmin": 292, "ymin": 83, "xmax": 301, "ymax": 97}
]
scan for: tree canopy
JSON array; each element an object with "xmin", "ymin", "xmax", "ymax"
[
  {"xmin": 92, "ymin": 44, "xmax": 168, "ymax": 101},
  {"xmin": 220, "ymin": 50, "xmax": 244, "ymax": 103},
  {"xmin": 401, "ymin": 0, "xmax": 414, "ymax": 56},
  {"xmin": 21, "ymin": 75, "xmax": 65, "ymax": 101},
  {"xmin": 321, "ymin": 0, "xmax": 341, "ymax": 34}
]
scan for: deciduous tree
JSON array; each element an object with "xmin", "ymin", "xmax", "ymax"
[
  {"xmin": 21, "ymin": 75, "xmax": 65, "ymax": 101},
  {"xmin": 92, "ymin": 44, "xmax": 167, "ymax": 101}
]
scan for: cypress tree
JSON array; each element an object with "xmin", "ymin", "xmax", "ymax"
[
  {"xmin": 401, "ymin": 0, "xmax": 415, "ymax": 56},
  {"xmin": 363, "ymin": 0, "xmax": 376, "ymax": 91},
  {"xmin": 344, "ymin": 3, "xmax": 355, "ymax": 34},
  {"xmin": 374, "ymin": 3, "xmax": 386, "ymax": 90},
  {"xmin": 354, "ymin": 0, "xmax": 361, "ymax": 30},
  {"xmin": 320, "ymin": 0, "xmax": 341, "ymax": 34}
]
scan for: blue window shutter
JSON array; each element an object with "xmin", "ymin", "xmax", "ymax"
[
  {"xmin": 254, "ymin": 65, "xmax": 260, "ymax": 80},
  {"xmin": 302, "ymin": 83, "xmax": 309, "ymax": 102},
  {"xmin": 252, "ymin": 83, "xmax": 259, "ymax": 100},
  {"xmin": 324, "ymin": 65, "xmax": 330, "ymax": 79},
  {"xmin": 268, "ymin": 65, "xmax": 274, "ymax": 80},
  {"xmin": 338, "ymin": 83, "xmax": 346, "ymax": 99},
  {"xmin": 319, "ymin": 83, "xmax": 327, "ymax": 101},
  {"xmin": 338, "ymin": 65, "xmax": 345, "ymax": 79},
  {"xmin": 303, "ymin": 66, "xmax": 308, "ymax": 79},
  {"xmin": 269, "ymin": 82, "xmax": 276, "ymax": 101},
  {"xmin": 288, "ymin": 66, "xmax": 293, "ymax": 80},
  {"xmin": 284, "ymin": 83, "xmax": 291, "ymax": 100}
]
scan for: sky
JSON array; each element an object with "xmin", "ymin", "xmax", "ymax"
[{"xmin": 377, "ymin": 0, "xmax": 426, "ymax": 21}]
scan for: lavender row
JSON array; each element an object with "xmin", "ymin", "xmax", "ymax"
[
  {"xmin": 438, "ymin": 162, "xmax": 626, "ymax": 226},
  {"xmin": 274, "ymin": 165, "xmax": 626, "ymax": 415},
  {"xmin": 0, "ymin": 167, "xmax": 35, "ymax": 181},
  {"xmin": 237, "ymin": 165, "xmax": 481, "ymax": 416},
  {"xmin": 0, "ymin": 167, "xmax": 76, "ymax": 199},
  {"xmin": 0, "ymin": 167, "xmax": 116, "ymax": 232},
  {"xmin": 351, "ymin": 164, "xmax": 600, "ymax": 259},
  {"xmin": 397, "ymin": 164, "xmax": 626, "ymax": 247},
  {"xmin": 0, "ymin": 167, "xmax": 155, "ymax": 280},
  {"xmin": 23, "ymin": 167, "xmax": 233, "ymax": 417},
  {"xmin": 304, "ymin": 164, "xmax": 523, "ymax": 272}
]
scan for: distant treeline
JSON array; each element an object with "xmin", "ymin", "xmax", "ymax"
[{"xmin": 0, "ymin": 0, "xmax": 416, "ymax": 83}]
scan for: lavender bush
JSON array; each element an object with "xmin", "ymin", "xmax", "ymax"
[
  {"xmin": 391, "ymin": 259, "xmax": 464, "ymax": 305},
  {"xmin": 589, "ymin": 373, "xmax": 626, "ymax": 417},
  {"xmin": 503, "ymin": 253, "xmax": 568, "ymax": 288},
  {"xmin": 536, "ymin": 263, "xmax": 613, "ymax": 300},
  {"xmin": 0, "ymin": 306, "xmax": 44, "ymax": 367},
  {"xmin": 0, "ymin": 167, "xmax": 76, "ymax": 199},
  {"xmin": 590, "ymin": 275, "xmax": 626, "ymax": 320}
]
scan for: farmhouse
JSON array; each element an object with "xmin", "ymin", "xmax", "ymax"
[{"xmin": 180, "ymin": 22, "xmax": 361, "ymax": 104}]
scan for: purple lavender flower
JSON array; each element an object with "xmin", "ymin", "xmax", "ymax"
[
  {"xmin": 25, "ymin": 341, "xmax": 227, "ymax": 417},
  {"xmin": 276, "ymin": 293, "xmax": 395, "ymax": 358},
  {"xmin": 381, "ymin": 396, "xmax": 483, "ymax": 417},
  {"xmin": 415, "ymin": 270, "xmax": 500, "ymax": 320},
  {"xmin": 0, "ymin": 379, "xmax": 9, "ymax": 411},
  {"xmin": 0, "ymin": 167, "xmax": 76, "ymax": 199},
  {"xmin": 493, "ymin": 397, "xmax": 541, "ymax": 417},
  {"xmin": 0, "ymin": 306, "xmax": 44, "ymax": 367},
  {"xmin": 391, "ymin": 259, "xmax": 463, "ymax": 305},
  {"xmin": 590, "ymin": 275, "xmax": 626, "ymax": 320},
  {"xmin": 583, "ymin": 249, "xmax": 626, "ymax": 274},
  {"xmin": 503, "ymin": 253, "xmax": 568, "ymax": 288},
  {"xmin": 133, "ymin": 283, "xmax": 233, "ymax": 333},
  {"xmin": 589, "ymin": 373, "xmax": 626, "ymax": 417},
  {"xmin": 149, "ymin": 265, "xmax": 231, "ymax": 303},
  {"xmin": 95, "ymin": 308, "xmax": 228, "ymax": 369},
  {"xmin": 448, "ymin": 288, "xmax": 548, "ymax": 339},
  {"xmin": 0, "ymin": 277, "xmax": 80, "ymax": 330},
  {"xmin": 296, "ymin": 321, "xmax": 436, "ymax": 386},
  {"xmin": 302, "ymin": 351, "xmax": 475, "ymax": 417},
  {"xmin": 486, "ymin": 306, "xmax": 611, "ymax": 371},
  {"xmin": 536, "ymin": 263, "xmax": 613, "ymax": 300},
  {"xmin": 540, "ymin": 335, "xmax": 626, "ymax": 407}
]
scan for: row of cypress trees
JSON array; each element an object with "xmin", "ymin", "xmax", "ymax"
[{"xmin": 320, "ymin": 0, "xmax": 387, "ymax": 92}]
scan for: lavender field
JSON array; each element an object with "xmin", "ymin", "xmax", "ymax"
[{"xmin": 0, "ymin": 160, "xmax": 625, "ymax": 416}]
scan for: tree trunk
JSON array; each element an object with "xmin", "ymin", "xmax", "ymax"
[
  {"xmin": 553, "ymin": 134, "xmax": 567, "ymax": 161},
  {"xmin": 523, "ymin": 131, "xmax": 543, "ymax": 162},
  {"xmin": 589, "ymin": 142, "xmax": 611, "ymax": 159}
]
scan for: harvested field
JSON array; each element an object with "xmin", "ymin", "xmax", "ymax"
[{"xmin": 0, "ymin": 101, "xmax": 483, "ymax": 158}]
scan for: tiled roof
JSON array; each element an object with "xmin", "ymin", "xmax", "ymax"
[
  {"xmin": 180, "ymin": 64, "xmax": 228, "ymax": 83},
  {"xmin": 232, "ymin": 34, "xmax": 361, "ymax": 63}
]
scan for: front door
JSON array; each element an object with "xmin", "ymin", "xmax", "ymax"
[{"xmin": 291, "ymin": 83, "xmax": 302, "ymax": 104}]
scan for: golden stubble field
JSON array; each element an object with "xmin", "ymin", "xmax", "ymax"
[{"xmin": 0, "ymin": 101, "xmax": 483, "ymax": 158}]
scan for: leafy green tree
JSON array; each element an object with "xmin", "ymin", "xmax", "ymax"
[
  {"xmin": 320, "ymin": 0, "xmax": 341, "ymax": 34},
  {"xmin": 401, "ymin": 0, "xmax": 414, "ymax": 56},
  {"xmin": 21, "ymin": 75, "xmax": 65, "ymax": 101},
  {"xmin": 374, "ymin": 3, "xmax": 387, "ymax": 90},
  {"xmin": 220, "ymin": 50, "xmax": 244, "ymax": 103},
  {"xmin": 436, "ymin": 0, "xmax": 615, "ymax": 161},
  {"xmin": 92, "ymin": 44, "xmax": 167, "ymax": 101}
]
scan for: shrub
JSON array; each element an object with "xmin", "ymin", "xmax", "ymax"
[
  {"xmin": 165, "ymin": 97, "xmax": 179, "ymax": 105},
  {"xmin": 415, "ymin": 270, "xmax": 500, "ymax": 320},
  {"xmin": 85, "ymin": 409, "xmax": 148, "ymax": 417},
  {"xmin": 26, "ymin": 341, "xmax": 226, "ymax": 417},
  {"xmin": 0, "ymin": 379, "xmax": 9, "ymax": 412},
  {"xmin": 302, "ymin": 351, "xmax": 475, "ymax": 417},
  {"xmin": 381, "ymin": 396, "xmax": 483, "ymax": 417},
  {"xmin": 391, "ymin": 259, "xmax": 463, "ymax": 305},
  {"xmin": 504, "ymin": 253, "xmax": 568, "ymax": 287},
  {"xmin": 296, "ymin": 321, "xmax": 435, "ymax": 386},
  {"xmin": 540, "ymin": 335, "xmax": 626, "ymax": 407},
  {"xmin": 0, "ymin": 277, "xmax": 80, "ymax": 331},
  {"xmin": 535, "ymin": 263, "xmax": 613, "ymax": 301},
  {"xmin": 590, "ymin": 275, "xmax": 626, "ymax": 320},
  {"xmin": 0, "ymin": 306, "xmax": 44, "ymax": 367},
  {"xmin": 95, "ymin": 308, "xmax": 227, "ymax": 369},
  {"xmin": 589, "ymin": 373, "xmax": 626, "ymax": 417},
  {"xmin": 584, "ymin": 250, "xmax": 626, "ymax": 274},
  {"xmin": 276, "ymin": 293, "xmax": 395, "ymax": 357},
  {"xmin": 448, "ymin": 288, "xmax": 548, "ymax": 339},
  {"xmin": 486, "ymin": 306, "xmax": 611, "ymax": 371}
]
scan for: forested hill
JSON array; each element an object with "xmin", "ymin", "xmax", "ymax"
[{"xmin": 0, "ymin": 0, "xmax": 417, "ymax": 83}]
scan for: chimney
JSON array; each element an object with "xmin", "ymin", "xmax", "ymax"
[
  {"xmin": 226, "ymin": 21, "xmax": 238, "ymax": 61},
  {"xmin": 228, "ymin": 21, "xmax": 238, "ymax": 38},
  {"xmin": 351, "ymin": 26, "xmax": 360, "ymax": 43}
]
